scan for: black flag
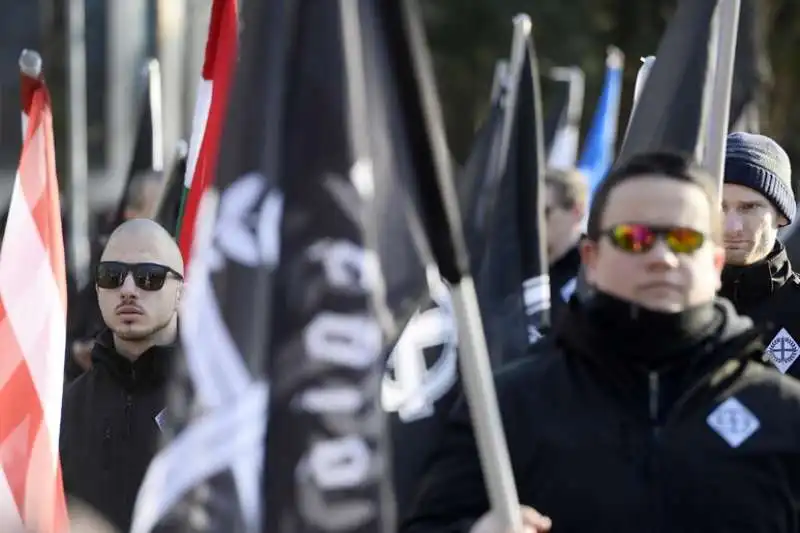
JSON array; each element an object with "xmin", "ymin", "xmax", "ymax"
[
  {"xmin": 458, "ymin": 101, "xmax": 505, "ymax": 272},
  {"xmin": 478, "ymin": 30, "xmax": 550, "ymax": 361},
  {"xmin": 543, "ymin": 77, "xmax": 569, "ymax": 158},
  {"xmin": 259, "ymin": 0, "xmax": 437, "ymax": 531},
  {"xmin": 153, "ymin": 141, "xmax": 188, "ymax": 236},
  {"xmin": 388, "ymin": 53, "xmax": 509, "ymax": 524},
  {"xmin": 617, "ymin": 0, "xmax": 719, "ymax": 165},
  {"xmin": 129, "ymin": 3, "xmax": 279, "ymax": 533},
  {"xmin": 262, "ymin": 0, "xmax": 500, "ymax": 529}
]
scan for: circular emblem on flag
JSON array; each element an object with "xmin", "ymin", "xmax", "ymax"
[{"xmin": 382, "ymin": 270, "xmax": 458, "ymax": 423}]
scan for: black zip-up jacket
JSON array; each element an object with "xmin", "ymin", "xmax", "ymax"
[
  {"xmin": 60, "ymin": 330, "xmax": 175, "ymax": 533},
  {"xmin": 549, "ymin": 245, "xmax": 581, "ymax": 315},
  {"xmin": 401, "ymin": 297, "xmax": 800, "ymax": 533},
  {"xmin": 721, "ymin": 242, "xmax": 800, "ymax": 379}
]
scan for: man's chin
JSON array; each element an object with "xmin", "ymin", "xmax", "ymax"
[
  {"xmin": 634, "ymin": 286, "xmax": 685, "ymax": 313},
  {"xmin": 113, "ymin": 325, "xmax": 152, "ymax": 342},
  {"xmin": 723, "ymin": 249, "xmax": 749, "ymax": 266}
]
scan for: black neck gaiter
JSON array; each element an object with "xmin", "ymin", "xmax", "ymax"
[{"xmin": 582, "ymin": 289, "xmax": 720, "ymax": 369}]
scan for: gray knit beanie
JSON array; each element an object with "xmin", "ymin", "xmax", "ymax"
[{"xmin": 724, "ymin": 132, "xmax": 794, "ymax": 224}]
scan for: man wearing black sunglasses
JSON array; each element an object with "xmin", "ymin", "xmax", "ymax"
[
  {"xmin": 718, "ymin": 132, "xmax": 800, "ymax": 379},
  {"xmin": 59, "ymin": 218, "xmax": 184, "ymax": 533},
  {"xmin": 403, "ymin": 152, "xmax": 800, "ymax": 533}
]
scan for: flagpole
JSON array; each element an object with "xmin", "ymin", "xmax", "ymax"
[
  {"xmin": 493, "ymin": 16, "xmax": 531, "ymax": 185},
  {"xmin": 703, "ymin": 0, "xmax": 741, "ymax": 189},
  {"xmin": 389, "ymin": 5, "xmax": 527, "ymax": 531},
  {"xmin": 490, "ymin": 60, "xmax": 509, "ymax": 104},
  {"xmin": 450, "ymin": 280, "xmax": 524, "ymax": 533},
  {"xmin": 621, "ymin": 55, "xmax": 655, "ymax": 144},
  {"xmin": 19, "ymin": 51, "xmax": 41, "ymax": 139},
  {"xmin": 67, "ymin": 0, "xmax": 91, "ymax": 290}
]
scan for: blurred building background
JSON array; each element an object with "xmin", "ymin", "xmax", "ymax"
[
  {"xmin": 0, "ymin": 0, "xmax": 211, "ymax": 213},
  {"xmin": 0, "ymin": 0, "xmax": 797, "ymax": 214}
]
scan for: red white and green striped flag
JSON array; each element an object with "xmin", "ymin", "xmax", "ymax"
[
  {"xmin": 0, "ymin": 49, "xmax": 69, "ymax": 533},
  {"xmin": 176, "ymin": 0, "xmax": 238, "ymax": 268}
]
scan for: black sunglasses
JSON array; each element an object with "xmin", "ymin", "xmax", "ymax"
[
  {"xmin": 96, "ymin": 261, "xmax": 183, "ymax": 291},
  {"xmin": 601, "ymin": 223, "xmax": 707, "ymax": 255}
]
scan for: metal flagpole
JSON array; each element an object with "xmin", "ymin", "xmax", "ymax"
[
  {"xmin": 703, "ymin": 0, "xmax": 741, "ymax": 189},
  {"xmin": 67, "ymin": 0, "xmax": 91, "ymax": 289}
]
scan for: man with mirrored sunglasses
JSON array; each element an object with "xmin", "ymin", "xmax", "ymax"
[
  {"xmin": 60, "ymin": 218, "xmax": 183, "ymax": 533},
  {"xmin": 402, "ymin": 152, "xmax": 800, "ymax": 533},
  {"xmin": 718, "ymin": 132, "xmax": 800, "ymax": 378}
]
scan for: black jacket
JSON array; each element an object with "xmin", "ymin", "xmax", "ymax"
[
  {"xmin": 401, "ymin": 297, "xmax": 800, "ymax": 533},
  {"xmin": 60, "ymin": 330, "xmax": 175, "ymax": 533},
  {"xmin": 721, "ymin": 242, "xmax": 800, "ymax": 378},
  {"xmin": 549, "ymin": 245, "xmax": 581, "ymax": 319}
]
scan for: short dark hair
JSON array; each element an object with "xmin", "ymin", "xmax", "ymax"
[
  {"xmin": 545, "ymin": 168, "xmax": 588, "ymax": 209},
  {"xmin": 586, "ymin": 151, "xmax": 722, "ymax": 242}
]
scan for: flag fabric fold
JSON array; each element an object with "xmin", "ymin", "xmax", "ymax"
[
  {"xmin": 0, "ymin": 49, "xmax": 69, "ymax": 533},
  {"xmin": 176, "ymin": 0, "xmax": 238, "ymax": 267},
  {"xmin": 546, "ymin": 66, "xmax": 584, "ymax": 170},
  {"xmin": 616, "ymin": 0, "xmax": 721, "ymax": 167},
  {"xmin": 477, "ymin": 27, "xmax": 550, "ymax": 359},
  {"xmin": 578, "ymin": 47, "xmax": 624, "ymax": 202}
]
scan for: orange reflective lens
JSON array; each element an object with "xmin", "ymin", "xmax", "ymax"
[{"xmin": 605, "ymin": 224, "xmax": 705, "ymax": 255}]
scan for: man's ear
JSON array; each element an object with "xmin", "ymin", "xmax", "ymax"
[{"xmin": 778, "ymin": 214, "xmax": 790, "ymax": 228}]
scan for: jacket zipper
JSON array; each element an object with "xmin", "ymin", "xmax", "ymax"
[
  {"xmin": 648, "ymin": 371, "xmax": 663, "ymax": 531},
  {"xmin": 124, "ymin": 394, "xmax": 133, "ymax": 438},
  {"xmin": 649, "ymin": 371, "xmax": 659, "ymax": 426}
]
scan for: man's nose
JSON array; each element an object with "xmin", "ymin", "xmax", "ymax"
[
  {"xmin": 724, "ymin": 212, "xmax": 744, "ymax": 234},
  {"xmin": 119, "ymin": 272, "xmax": 139, "ymax": 295},
  {"xmin": 645, "ymin": 238, "xmax": 679, "ymax": 269}
]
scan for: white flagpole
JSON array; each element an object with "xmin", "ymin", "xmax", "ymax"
[{"xmin": 702, "ymin": 0, "xmax": 741, "ymax": 190}]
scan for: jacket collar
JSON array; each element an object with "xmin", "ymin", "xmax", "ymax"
[
  {"xmin": 720, "ymin": 242, "xmax": 793, "ymax": 310},
  {"xmin": 551, "ymin": 245, "xmax": 581, "ymax": 276},
  {"xmin": 91, "ymin": 329, "xmax": 176, "ymax": 391}
]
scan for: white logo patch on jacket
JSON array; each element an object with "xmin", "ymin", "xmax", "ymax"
[
  {"xmin": 766, "ymin": 328, "xmax": 800, "ymax": 374},
  {"xmin": 706, "ymin": 397, "xmax": 760, "ymax": 448}
]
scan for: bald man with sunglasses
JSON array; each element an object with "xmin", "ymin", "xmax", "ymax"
[
  {"xmin": 402, "ymin": 152, "xmax": 800, "ymax": 533},
  {"xmin": 60, "ymin": 218, "xmax": 183, "ymax": 533}
]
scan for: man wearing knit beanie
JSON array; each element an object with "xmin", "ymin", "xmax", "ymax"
[{"xmin": 719, "ymin": 131, "xmax": 800, "ymax": 377}]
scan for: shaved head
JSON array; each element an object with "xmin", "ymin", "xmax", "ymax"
[
  {"xmin": 102, "ymin": 218, "xmax": 183, "ymax": 275},
  {"xmin": 97, "ymin": 218, "xmax": 182, "ymax": 358}
]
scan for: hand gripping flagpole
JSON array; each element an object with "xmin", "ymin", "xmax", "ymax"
[{"xmin": 375, "ymin": 5, "xmax": 530, "ymax": 532}]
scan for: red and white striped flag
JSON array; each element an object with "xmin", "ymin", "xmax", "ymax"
[
  {"xmin": 176, "ymin": 0, "xmax": 238, "ymax": 269},
  {"xmin": 0, "ymin": 50, "xmax": 69, "ymax": 533}
]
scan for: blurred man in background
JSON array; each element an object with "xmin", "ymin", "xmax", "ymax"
[
  {"xmin": 719, "ymin": 132, "xmax": 800, "ymax": 378},
  {"xmin": 543, "ymin": 168, "xmax": 586, "ymax": 314}
]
